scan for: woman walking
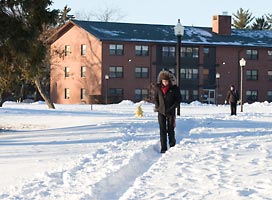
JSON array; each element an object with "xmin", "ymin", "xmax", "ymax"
[{"xmin": 154, "ymin": 70, "xmax": 181, "ymax": 153}]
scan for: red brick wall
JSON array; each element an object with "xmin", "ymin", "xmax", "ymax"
[
  {"xmin": 212, "ymin": 15, "xmax": 231, "ymax": 35},
  {"xmin": 50, "ymin": 25, "xmax": 102, "ymax": 104}
]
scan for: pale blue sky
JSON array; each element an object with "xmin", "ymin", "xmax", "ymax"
[{"xmin": 51, "ymin": 0, "xmax": 271, "ymax": 27}]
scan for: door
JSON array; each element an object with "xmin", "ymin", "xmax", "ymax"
[{"xmin": 203, "ymin": 89, "xmax": 215, "ymax": 104}]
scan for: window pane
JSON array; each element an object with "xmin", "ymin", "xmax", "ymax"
[
  {"xmin": 116, "ymin": 45, "xmax": 124, "ymax": 55},
  {"xmin": 203, "ymin": 48, "xmax": 209, "ymax": 54},
  {"xmin": 65, "ymin": 88, "xmax": 70, "ymax": 99},
  {"xmin": 81, "ymin": 66, "xmax": 86, "ymax": 77},
  {"xmin": 81, "ymin": 88, "xmax": 86, "ymax": 99},
  {"xmin": 142, "ymin": 46, "xmax": 149, "ymax": 56},
  {"xmin": 65, "ymin": 67, "xmax": 70, "ymax": 77},
  {"xmin": 246, "ymin": 49, "xmax": 258, "ymax": 60},
  {"xmin": 142, "ymin": 68, "xmax": 148, "ymax": 73},
  {"xmin": 135, "ymin": 45, "xmax": 149, "ymax": 56},
  {"xmin": 110, "ymin": 66, "xmax": 123, "ymax": 78},
  {"xmin": 162, "ymin": 46, "xmax": 175, "ymax": 57},
  {"xmin": 193, "ymin": 48, "xmax": 199, "ymax": 58},
  {"xmin": 81, "ymin": 44, "xmax": 86, "ymax": 55},
  {"xmin": 135, "ymin": 46, "xmax": 141, "ymax": 51},
  {"xmin": 117, "ymin": 67, "xmax": 123, "ymax": 72},
  {"xmin": 109, "ymin": 44, "xmax": 123, "ymax": 55},
  {"xmin": 65, "ymin": 45, "xmax": 70, "ymax": 56}
]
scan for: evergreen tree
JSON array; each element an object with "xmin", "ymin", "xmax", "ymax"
[
  {"xmin": 232, "ymin": 8, "xmax": 254, "ymax": 29},
  {"xmin": 58, "ymin": 5, "xmax": 75, "ymax": 25},
  {"xmin": 251, "ymin": 16, "xmax": 271, "ymax": 30},
  {"xmin": 266, "ymin": 13, "xmax": 272, "ymax": 29},
  {"xmin": 0, "ymin": 0, "xmax": 59, "ymax": 108}
]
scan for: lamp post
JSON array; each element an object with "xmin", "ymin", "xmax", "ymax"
[
  {"xmin": 239, "ymin": 58, "xmax": 246, "ymax": 112},
  {"xmin": 105, "ymin": 74, "xmax": 109, "ymax": 104},
  {"xmin": 216, "ymin": 72, "xmax": 220, "ymax": 106},
  {"xmin": 174, "ymin": 19, "xmax": 184, "ymax": 116}
]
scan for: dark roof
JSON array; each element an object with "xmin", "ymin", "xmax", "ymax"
[{"xmin": 72, "ymin": 20, "xmax": 272, "ymax": 48}]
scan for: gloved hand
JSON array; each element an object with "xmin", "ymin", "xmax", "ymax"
[{"xmin": 224, "ymin": 100, "xmax": 227, "ymax": 104}]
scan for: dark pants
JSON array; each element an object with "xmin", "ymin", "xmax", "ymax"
[
  {"xmin": 158, "ymin": 113, "xmax": 176, "ymax": 152},
  {"xmin": 230, "ymin": 102, "xmax": 237, "ymax": 115}
]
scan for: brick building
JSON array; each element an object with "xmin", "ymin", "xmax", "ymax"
[{"xmin": 49, "ymin": 15, "xmax": 272, "ymax": 104}]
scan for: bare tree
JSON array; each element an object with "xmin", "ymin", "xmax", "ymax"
[
  {"xmin": 74, "ymin": 10, "xmax": 94, "ymax": 21},
  {"xmin": 94, "ymin": 5, "xmax": 125, "ymax": 22},
  {"xmin": 74, "ymin": 4, "xmax": 125, "ymax": 22}
]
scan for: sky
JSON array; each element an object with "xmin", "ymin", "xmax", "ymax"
[
  {"xmin": 51, "ymin": 0, "xmax": 271, "ymax": 27},
  {"xmin": 1, "ymin": 101, "xmax": 272, "ymax": 199}
]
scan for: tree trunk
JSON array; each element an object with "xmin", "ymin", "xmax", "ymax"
[
  {"xmin": 34, "ymin": 78, "xmax": 55, "ymax": 109},
  {"xmin": 0, "ymin": 100, "xmax": 4, "ymax": 107}
]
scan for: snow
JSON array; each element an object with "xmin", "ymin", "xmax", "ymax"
[
  {"xmin": 1, "ymin": 101, "xmax": 272, "ymax": 200},
  {"xmin": 186, "ymin": 27, "xmax": 213, "ymax": 38}
]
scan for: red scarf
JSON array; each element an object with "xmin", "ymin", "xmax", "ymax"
[{"xmin": 161, "ymin": 85, "xmax": 170, "ymax": 95}]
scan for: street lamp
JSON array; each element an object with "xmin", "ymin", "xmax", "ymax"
[
  {"xmin": 174, "ymin": 19, "xmax": 184, "ymax": 116},
  {"xmin": 216, "ymin": 72, "xmax": 220, "ymax": 106},
  {"xmin": 239, "ymin": 58, "xmax": 246, "ymax": 112},
  {"xmin": 105, "ymin": 74, "xmax": 109, "ymax": 104}
]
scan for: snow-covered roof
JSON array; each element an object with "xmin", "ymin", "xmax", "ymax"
[{"xmin": 73, "ymin": 20, "xmax": 272, "ymax": 48}]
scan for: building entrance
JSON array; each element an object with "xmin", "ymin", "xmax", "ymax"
[{"xmin": 203, "ymin": 89, "xmax": 215, "ymax": 104}]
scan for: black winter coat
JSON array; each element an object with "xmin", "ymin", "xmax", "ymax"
[
  {"xmin": 154, "ymin": 83, "xmax": 181, "ymax": 116},
  {"xmin": 226, "ymin": 89, "xmax": 239, "ymax": 103}
]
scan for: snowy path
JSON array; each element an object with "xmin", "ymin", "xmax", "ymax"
[
  {"xmin": 0, "ymin": 107, "xmax": 163, "ymax": 199},
  {"xmin": 1, "ymin": 102, "xmax": 272, "ymax": 199},
  {"xmin": 120, "ymin": 116, "xmax": 272, "ymax": 200}
]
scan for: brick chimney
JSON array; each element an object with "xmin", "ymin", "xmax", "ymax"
[{"xmin": 212, "ymin": 14, "xmax": 231, "ymax": 35}]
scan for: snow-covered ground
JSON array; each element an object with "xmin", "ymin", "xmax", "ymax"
[{"xmin": 0, "ymin": 100, "xmax": 272, "ymax": 200}]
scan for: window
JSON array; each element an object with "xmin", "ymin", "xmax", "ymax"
[
  {"xmin": 109, "ymin": 66, "xmax": 123, "ymax": 78},
  {"xmin": 109, "ymin": 44, "xmax": 124, "ymax": 55},
  {"xmin": 268, "ymin": 50, "xmax": 272, "ymax": 60},
  {"xmin": 65, "ymin": 45, "xmax": 71, "ymax": 56},
  {"xmin": 246, "ymin": 49, "xmax": 258, "ymax": 60},
  {"xmin": 135, "ymin": 45, "xmax": 149, "ymax": 56},
  {"xmin": 64, "ymin": 67, "xmax": 70, "ymax": 77},
  {"xmin": 268, "ymin": 71, "xmax": 272, "ymax": 81},
  {"xmin": 135, "ymin": 89, "xmax": 148, "ymax": 100},
  {"xmin": 246, "ymin": 90, "xmax": 258, "ymax": 101},
  {"xmin": 181, "ymin": 47, "xmax": 199, "ymax": 58},
  {"xmin": 203, "ymin": 47, "xmax": 210, "ymax": 58},
  {"xmin": 246, "ymin": 70, "xmax": 258, "ymax": 80},
  {"xmin": 192, "ymin": 48, "xmax": 199, "ymax": 58},
  {"xmin": 64, "ymin": 88, "xmax": 70, "ymax": 99},
  {"xmin": 203, "ymin": 69, "xmax": 209, "ymax": 76},
  {"xmin": 203, "ymin": 47, "xmax": 209, "ymax": 54},
  {"xmin": 162, "ymin": 46, "xmax": 175, "ymax": 57},
  {"xmin": 109, "ymin": 88, "xmax": 123, "ymax": 96},
  {"xmin": 81, "ymin": 44, "xmax": 86, "ymax": 56},
  {"xmin": 192, "ymin": 90, "xmax": 199, "ymax": 101},
  {"xmin": 80, "ymin": 88, "xmax": 86, "ymax": 99},
  {"xmin": 81, "ymin": 66, "xmax": 86, "ymax": 78},
  {"xmin": 268, "ymin": 91, "xmax": 272, "ymax": 102},
  {"xmin": 180, "ymin": 90, "xmax": 189, "ymax": 102},
  {"xmin": 181, "ymin": 68, "xmax": 198, "ymax": 79},
  {"xmin": 135, "ymin": 67, "xmax": 148, "ymax": 78}
]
